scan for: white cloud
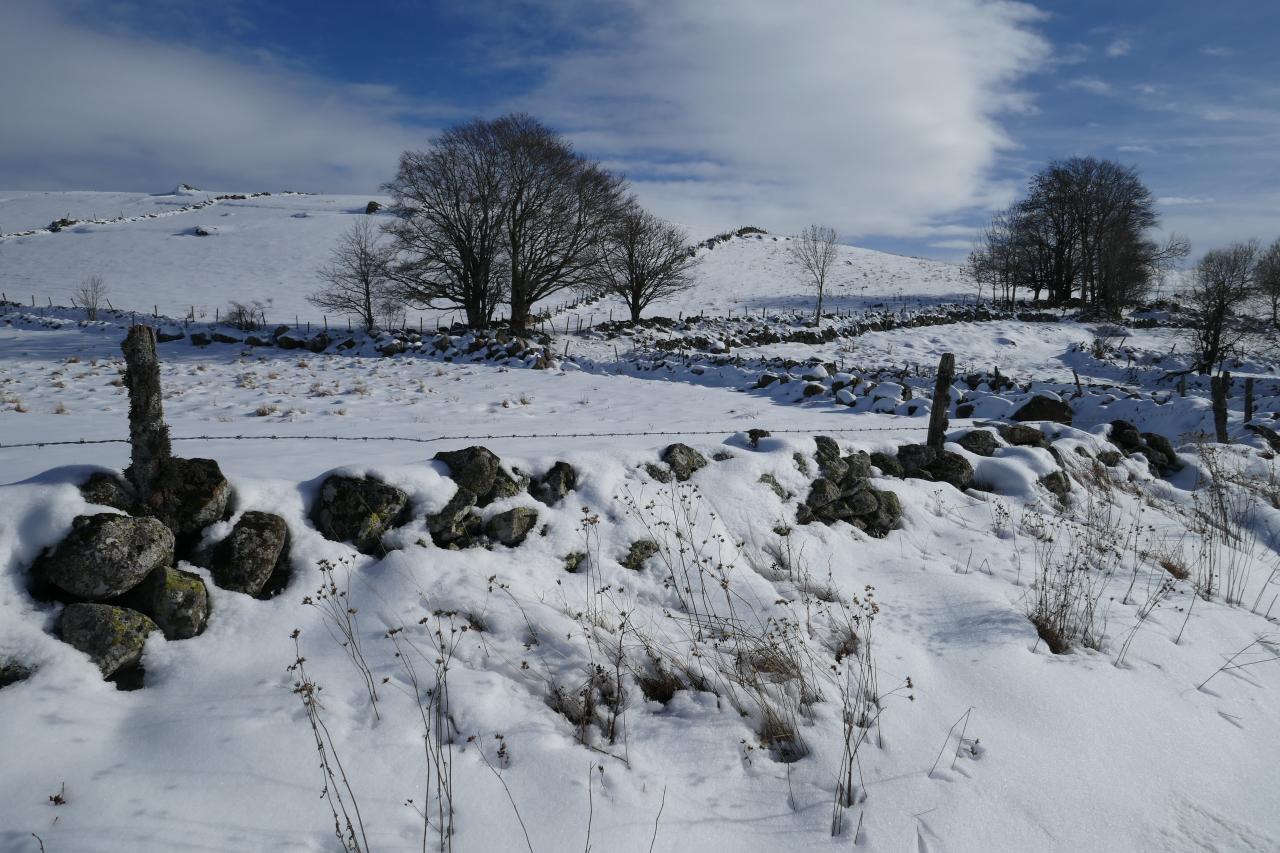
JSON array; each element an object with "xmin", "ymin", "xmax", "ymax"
[
  {"xmin": 1158, "ymin": 196, "xmax": 1216, "ymax": 207},
  {"xmin": 1063, "ymin": 77, "xmax": 1113, "ymax": 96},
  {"xmin": 1117, "ymin": 144, "xmax": 1155, "ymax": 153},
  {"xmin": 1200, "ymin": 45, "xmax": 1234, "ymax": 57},
  {"xmin": 510, "ymin": 0, "xmax": 1050, "ymax": 238},
  {"xmin": 1105, "ymin": 37, "xmax": 1131, "ymax": 58},
  {"xmin": 0, "ymin": 2, "xmax": 425, "ymax": 193}
]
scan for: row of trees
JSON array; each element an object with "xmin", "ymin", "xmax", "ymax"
[
  {"xmin": 310, "ymin": 114, "xmax": 699, "ymax": 331},
  {"xmin": 1186, "ymin": 237, "xmax": 1280, "ymax": 373},
  {"xmin": 967, "ymin": 156, "xmax": 1189, "ymax": 317}
]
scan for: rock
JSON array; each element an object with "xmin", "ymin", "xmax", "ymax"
[
  {"xmin": 433, "ymin": 446, "xmax": 524, "ymax": 506},
  {"xmin": 869, "ymin": 452, "xmax": 903, "ymax": 477},
  {"xmin": 1012, "ymin": 395, "xmax": 1073, "ymax": 425},
  {"xmin": 1109, "ymin": 420, "xmax": 1143, "ymax": 451},
  {"xmin": 365, "ymin": 200, "xmax": 382, "ymax": 214},
  {"xmin": 79, "ymin": 471, "xmax": 137, "ymax": 513},
  {"xmin": 563, "ymin": 552, "xmax": 587, "ymax": 573},
  {"xmin": 244, "ymin": 334, "xmax": 273, "ymax": 347},
  {"xmin": 211, "ymin": 511, "xmax": 289, "ymax": 596},
  {"xmin": 140, "ymin": 457, "xmax": 232, "ymax": 544},
  {"xmin": 123, "ymin": 566, "xmax": 210, "ymax": 640},
  {"xmin": 155, "ymin": 330, "xmax": 185, "ymax": 343},
  {"xmin": 644, "ymin": 462, "xmax": 673, "ymax": 483},
  {"xmin": 957, "ymin": 430, "xmax": 999, "ymax": 457},
  {"xmin": 896, "ymin": 444, "xmax": 935, "ymax": 476},
  {"xmin": 487, "ymin": 507, "xmax": 539, "ymax": 546},
  {"xmin": 622, "ymin": 539, "xmax": 660, "ymax": 571},
  {"xmin": 711, "ymin": 450, "xmax": 734, "ymax": 462},
  {"xmin": 802, "ymin": 382, "xmax": 825, "ymax": 397},
  {"xmin": 928, "ymin": 452, "xmax": 974, "ymax": 491},
  {"xmin": 531, "ymin": 461, "xmax": 577, "ymax": 506},
  {"xmin": 1039, "ymin": 470, "xmax": 1071, "ymax": 497},
  {"xmin": 814, "ymin": 436, "xmax": 843, "ymax": 467},
  {"xmin": 755, "ymin": 373, "xmax": 779, "ymax": 388},
  {"xmin": 60, "ymin": 603, "xmax": 157, "ymax": 677},
  {"xmin": 997, "ymin": 423, "xmax": 1049, "ymax": 449},
  {"xmin": 759, "ymin": 473, "xmax": 790, "ymax": 500},
  {"xmin": 747, "ymin": 429, "xmax": 771, "ymax": 448},
  {"xmin": 0, "ymin": 658, "xmax": 34, "ymax": 689},
  {"xmin": 1141, "ymin": 432, "xmax": 1182, "ymax": 473},
  {"xmin": 311, "ymin": 474, "xmax": 409, "ymax": 554},
  {"xmin": 661, "ymin": 444, "xmax": 707, "ymax": 481},
  {"xmin": 36, "ymin": 514, "xmax": 174, "ymax": 600},
  {"xmin": 427, "ymin": 488, "xmax": 481, "ymax": 547},
  {"xmin": 306, "ymin": 333, "xmax": 331, "ymax": 353},
  {"xmin": 211, "ymin": 332, "xmax": 242, "ymax": 344},
  {"xmin": 841, "ymin": 451, "xmax": 873, "ymax": 482},
  {"xmin": 955, "ymin": 402, "xmax": 975, "ymax": 419},
  {"xmin": 1097, "ymin": 450, "xmax": 1122, "ymax": 467},
  {"xmin": 189, "ymin": 332, "xmax": 211, "ymax": 347}
]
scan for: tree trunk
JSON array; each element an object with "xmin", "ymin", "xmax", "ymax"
[
  {"xmin": 122, "ymin": 325, "xmax": 172, "ymax": 506},
  {"xmin": 926, "ymin": 353, "xmax": 956, "ymax": 452}
]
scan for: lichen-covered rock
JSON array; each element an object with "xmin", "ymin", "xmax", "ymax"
[
  {"xmin": 896, "ymin": 444, "xmax": 935, "ymax": 476},
  {"xmin": 644, "ymin": 462, "xmax": 673, "ymax": 483},
  {"xmin": 563, "ymin": 552, "xmax": 587, "ymax": 573},
  {"xmin": 997, "ymin": 423, "xmax": 1049, "ymax": 449},
  {"xmin": 36, "ymin": 514, "xmax": 174, "ymax": 600},
  {"xmin": 1039, "ymin": 470, "xmax": 1071, "ymax": 497},
  {"xmin": 869, "ymin": 452, "xmax": 903, "ymax": 477},
  {"xmin": 928, "ymin": 451, "xmax": 974, "ymax": 491},
  {"xmin": 141, "ymin": 457, "xmax": 232, "ymax": 541},
  {"xmin": 1097, "ymin": 450, "xmax": 1122, "ymax": 467},
  {"xmin": 1141, "ymin": 432, "xmax": 1182, "ymax": 473},
  {"xmin": 211, "ymin": 511, "xmax": 289, "ymax": 596},
  {"xmin": 487, "ymin": 506, "xmax": 539, "ymax": 547},
  {"xmin": 1012, "ymin": 395, "xmax": 1073, "ymax": 425},
  {"xmin": 427, "ymin": 488, "xmax": 481, "ymax": 547},
  {"xmin": 60, "ymin": 603, "xmax": 157, "ymax": 677},
  {"xmin": 531, "ymin": 461, "xmax": 577, "ymax": 506},
  {"xmin": 310, "ymin": 474, "xmax": 408, "ymax": 554},
  {"xmin": 124, "ymin": 566, "xmax": 210, "ymax": 640},
  {"xmin": 759, "ymin": 473, "xmax": 790, "ymax": 500},
  {"xmin": 798, "ymin": 475, "xmax": 900, "ymax": 536},
  {"xmin": 957, "ymin": 430, "xmax": 999, "ymax": 457},
  {"xmin": 0, "ymin": 658, "xmax": 34, "ymax": 689},
  {"xmin": 622, "ymin": 539, "xmax": 660, "ymax": 571},
  {"xmin": 433, "ymin": 446, "xmax": 524, "ymax": 506},
  {"xmin": 661, "ymin": 444, "xmax": 708, "ymax": 481},
  {"xmin": 79, "ymin": 471, "xmax": 137, "ymax": 514},
  {"xmin": 1109, "ymin": 420, "xmax": 1144, "ymax": 451}
]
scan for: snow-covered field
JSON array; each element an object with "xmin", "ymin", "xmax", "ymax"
[{"xmin": 3, "ymin": 191, "xmax": 1280, "ymax": 853}]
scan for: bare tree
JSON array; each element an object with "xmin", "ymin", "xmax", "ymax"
[
  {"xmin": 492, "ymin": 114, "xmax": 628, "ymax": 331},
  {"xmin": 1187, "ymin": 240, "xmax": 1258, "ymax": 374},
  {"xmin": 308, "ymin": 217, "xmax": 393, "ymax": 333},
  {"xmin": 383, "ymin": 120, "xmax": 507, "ymax": 328},
  {"xmin": 71, "ymin": 274, "xmax": 109, "ymax": 320},
  {"xmin": 1257, "ymin": 237, "xmax": 1280, "ymax": 327},
  {"xmin": 790, "ymin": 224, "xmax": 840, "ymax": 320},
  {"xmin": 594, "ymin": 204, "xmax": 699, "ymax": 322}
]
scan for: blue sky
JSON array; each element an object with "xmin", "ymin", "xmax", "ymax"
[{"xmin": 3, "ymin": 1, "xmax": 1276, "ymax": 260}]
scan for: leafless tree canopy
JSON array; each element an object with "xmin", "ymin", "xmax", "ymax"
[
  {"xmin": 1257, "ymin": 237, "xmax": 1280, "ymax": 327},
  {"xmin": 968, "ymin": 157, "xmax": 1188, "ymax": 316},
  {"xmin": 594, "ymin": 204, "xmax": 698, "ymax": 322},
  {"xmin": 308, "ymin": 216, "xmax": 393, "ymax": 332},
  {"xmin": 382, "ymin": 120, "xmax": 507, "ymax": 328},
  {"xmin": 383, "ymin": 113, "xmax": 626, "ymax": 330},
  {"xmin": 790, "ymin": 224, "xmax": 840, "ymax": 320},
  {"xmin": 1186, "ymin": 240, "xmax": 1259, "ymax": 374},
  {"xmin": 71, "ymin": 273, "xmax": 109, "ymax": 321}
]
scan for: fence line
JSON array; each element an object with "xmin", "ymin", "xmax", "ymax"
[{"xmin": 0, "ymin": 421, "xmax": 976, "ymax": 451}]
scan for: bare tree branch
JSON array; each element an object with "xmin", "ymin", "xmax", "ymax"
[{"xmin": 790, "ymin": 224, "xmax": 840, "ymax": 321}]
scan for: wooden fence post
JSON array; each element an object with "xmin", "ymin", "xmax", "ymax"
[
  {"xmin": 927, "ymin": 353, "xmax": 956, "ymax": 452},
  {"xmin": 1211, "ymin": 371, "xmax": 1230, "ymax": 443},
  {"xmin": 1245, "ymin": 377, "xmax": 1255, "ymax": 424}
]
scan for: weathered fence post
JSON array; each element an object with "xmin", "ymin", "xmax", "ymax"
[
  {"xmin": 1245, "ymin": 377, "xmax": 1255, "ymax": 424},
  {"xmin": 927, "ymin": 352, "xmax": 956, "ymax": 452},
  {"xmin": 1211, "ymin": 371, "xmax": 1230, "ymax": 443},
  {"xmin": 122, "ymin": 325, "xmax": 172, "ymax": 505}
]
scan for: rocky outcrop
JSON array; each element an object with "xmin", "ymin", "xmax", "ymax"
[
  {"xmin": 211, "ymin": 511, "xmax": 289, "ymax": 596},
  {"xmin": 310, "ymin": 475, "xmax": 409, "ymax": 554},
  {"xmin": 60, "ymin": 603, "xmax": 157, "ymax": 677},
  {"xmin": 35, "ymin": 514, "xmax": 174, "ymax": 600}
]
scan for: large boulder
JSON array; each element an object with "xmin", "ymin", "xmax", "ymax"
[
  {"xmin": 957, "ymin": 430, "xmax": 999, "ymax": 458},
  {"xmin": 869, "ymin": 451, "xmax": 903, "ymax": 478},
  {"xmin": 531, "ymin": 461, "xmax": 577, "ymax": 506},
  {"xmin": 487, "ymin": 507, "xmax": 539, "ymax": 547},
  {"xmin": 122, "ymin": 567, "xmax": 210, "ymax": 640},
  {"xmin": 661, "ymin": 444, "xmax": 708, "ymax": 482},
  {"xmin": 139, "ymin": 457, "xmax": 232, "ymax": 544},
  {"xmin": 36, "ymin": 514, "xmax": 174, "ymax": 600},
  {"xmin": 1012, "ymin": 395, "xmax": 1073, "ymax": 425},
  {"xmin": 928, "ymin": 452, "xmax": 974, "ymax": 491},
  {"xmin": 211, "ymin": 511, "xmax": 289, "ymax": 596},
  {"xmin": 896, "ymin": 444, "xmax": 935, "ymax": 477},
  {"xmin": 433, "ymin": 446, "xmax": 525, "ymax": 506},
  {"xmin": 310, "ymin": 475, "xmax": 409, "ymax": 554},
  {"xmin": 60, "ymin": 603, "xmax": 157, "ymax": 677}
]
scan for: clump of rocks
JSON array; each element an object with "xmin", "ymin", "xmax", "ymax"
[
  {"xmin": 1108, "ymin": 420, "xmax": 1183, "ymax": 476},
  {"xmin": 797, "ymin": 436, "xmax": 901, "ymax": 535}
]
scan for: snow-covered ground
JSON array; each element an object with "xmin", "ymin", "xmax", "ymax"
[{"xmin": 3, "ymin": 190, "xmax": 1280, "ymax": 853}]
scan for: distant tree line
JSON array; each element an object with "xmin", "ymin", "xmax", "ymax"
[
  {"xmin": 311, "ymin": 114, "xmax": 698, "ymax": 332},
  {"xmin": 967, "ymin": 156, "xmax": 1189, "ymax": 317},
  {"xmin": 1184, "ymin": 237, "xmax": 1280, "ymax": 373}
]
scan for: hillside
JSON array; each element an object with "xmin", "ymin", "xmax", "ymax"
[{"xmin": 2, "ymin": 189, "xmax": 1280, "ymax": 853}]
